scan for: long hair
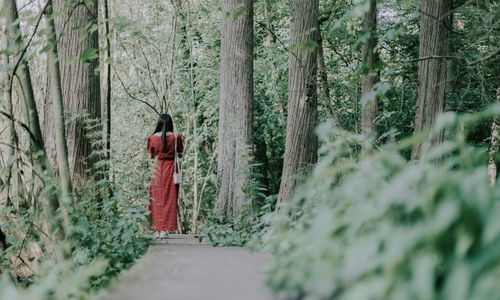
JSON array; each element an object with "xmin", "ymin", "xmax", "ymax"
[{"xmin": 153, "ymin": 113, "xmax": 174, "ymax": 152}]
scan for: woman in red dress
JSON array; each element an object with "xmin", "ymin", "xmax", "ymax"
[{"xmin": 147, "ymin": 114, "xmax": 183, "ymax": 239}]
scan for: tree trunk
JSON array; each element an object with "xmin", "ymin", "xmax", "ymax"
[
  {"xmin": 46, "ymin": 2, "xmax": 73, "ymax": 227},
  {"xmin": 4, "ymin": 0, "xmax": 56, "ymax": 211},
  {"xmin": 191, "ymin": 116, "xmax": 199, "ymax": 233},
  {"xmin": 216, "ymin": 0, "xmax": 254, "ymax": 218},
  {"xmin": 317, "ymin": 34, "xmax": 336, "ymax": 121},
  {"xmin": 1, "ymin": 55, "xmax": 16, "ymax": 207},
  {"xmin": 488, "ymin": 88, "xmax": 500, "ymax": 186},
  {"xmin": 103, "ymin": 0, "xmax": 112, "ymax": 171},
  {"xmin": 411, "ymin": 0, "xmax": 452, "ymax": 159},
  {"xmin": 277, "ymin": 0, "xmax": 319, "ymax": 204},
  {"xmin": 48, "ymin": 0, "xmax": 102, "ymax": 187},
  {"xmin": 360, "ymin": 0, "xmax": 379, "ymax": 134}
]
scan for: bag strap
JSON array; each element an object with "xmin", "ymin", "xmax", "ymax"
[
  {"xmin": 174, "ymin": 133, "xmax": 182, "ymax": 175},
  {"xmin": 174, "ymin": 134, "xmax": 178, "ymax": 173}
]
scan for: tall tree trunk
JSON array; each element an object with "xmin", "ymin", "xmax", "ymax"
[
  {"xmin": 1, "ymin": 55, "xmax": 16, "ymax": 207},
  {"xmin": 360, "ymin": 0, "xmax": 380, "ymax": 134},
  {"xmin": 48, "ymin": 0, "xmax": 102, "ymax": 187},
  {"xmin": 411, "ymin": 0, "xmax": 452, "ymax": 159},
  {"xmin": 6, "ymin": 0, "xmax": 43, "ymax": 156},
  {"xmin": 488, "ymin": 88, "xmax": 500, "ymax": 186},
  {"xmin": 216, "ymin": 0, "xmax": 254, "ymax": 217},
  {"xmin": 277, "ymin": 0, "xmax": 319, "ymax": 204},
  {"xmin": 103, "ymin": 0, "xmax": 112, "ymax": 171},
  {"xmin": 46, "ymin": 2, "xmax": 73, "ymax": 228},
  {"xmin": 191, "ymin": 116, "xmax": 199, "ymax": 233},
  {"xmin": 4, "ymin": 0, "xmax": 55, "ymax": 210}
]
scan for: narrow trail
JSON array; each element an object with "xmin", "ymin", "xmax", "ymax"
[{"xmin": 98, "ymin": 235, "xmax": 275, "ymax": 300}]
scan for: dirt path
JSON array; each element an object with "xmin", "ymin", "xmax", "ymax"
[{"xmin": 97, "ymin": 235, "xmax": 275, "ymax": 300}]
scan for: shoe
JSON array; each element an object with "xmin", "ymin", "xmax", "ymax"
[
  {"xmin": 159, "ymin": 231, "xmax": 166, "ymax": 239},
  {"xmin": 154, "ymin": 231, "xmax": 160, "ymax": 239}
]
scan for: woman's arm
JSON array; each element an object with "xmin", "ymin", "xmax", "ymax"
[
  {"xmin": 147, "ymin": 136, "xmax": 156, "ymax": 159},
  {"xmin": 177, "ymin": 134, "xmax": 184, "ymax": 158}
]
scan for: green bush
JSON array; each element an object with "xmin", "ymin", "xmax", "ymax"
[
  {"xmin": 0, "ymin": 178, "xmax": 150, "ymax": 299},
  {"xmin": 265, "ymin": 108, "xmax": 500, "ymax": 300},
  {"xmin": 201, "ymin": 195, "xmax": 274, "ymax": 248}
]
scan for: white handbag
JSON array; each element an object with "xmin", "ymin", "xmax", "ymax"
[{"xmin": 173, "ymin": 134, "xmax": 182, "ymax": 184}]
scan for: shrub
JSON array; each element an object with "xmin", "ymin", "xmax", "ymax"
[
  {"xmin": 0, "ymin": 178, "xmax": 150, "ymax": 299},
  {"xmin": 265, "ymin": 108, "xmax": 500, "ymax": 300}
]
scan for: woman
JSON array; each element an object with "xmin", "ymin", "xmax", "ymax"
[{"xmin": 147, "ymin": 113, "xmax": 183, "ymax": 239}]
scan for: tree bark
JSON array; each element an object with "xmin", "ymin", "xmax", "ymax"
[
  {"xmin": 46, "ymin": 2, "xmax": 73, "ymax": 227},
  {"xmin": 360, "ymin": 0, "xmax": 380, "ymax": 134},
  {"xmin": 47, "ymin": 0, "xmax": 102, "ymax": 187},
  {"xmin": 216, "ymin": 0, "xmax": 254, "ymax": 218},
  {"xmin": 488, "ymin": 88, "xmax": 500, "ymax": 186},
  {"xmin": 277, "ymin": 0, "xmax": 319, "ymax": 204},
  {"xmin": 411, "ymin": 0, "xmax": 452, "ymax": 159}
]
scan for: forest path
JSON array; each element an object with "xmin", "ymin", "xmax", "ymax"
[{"xmin": 97, "ymin": 235, "xmax": 275, "ymax": 300}]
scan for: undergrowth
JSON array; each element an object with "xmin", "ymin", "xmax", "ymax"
[
  {"xmin": 0, "ymin": 117, "xmax": 151, "ymax": 299},
  {"xmin": 264, "ymin": 107, "xmax": 500, "ymax": 299},
  {"xmin": 0, "ymin": 175, "xmax": 150, "ymax": 299}
]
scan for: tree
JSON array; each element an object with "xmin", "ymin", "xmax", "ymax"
[
  {"xmin": 277, "ymin": 0, "xmax": 319, "ymax": 204},
  {"xmin": 45, "ymin": 0, "xmax": 102, "ymax": 187},
  {"xmin": 216, "ymin": 0, "xmax": 254, "ymax": 217},
  {"xmin": 318, "ymin": 17, "xmax": 336, "ymax": 121},
  {"xmin": 46, "ymin": 2, "xmax": 73, "ymax": 228},
  {"xmin": 488, "ymin": 88, "xmax": 500, "ymax": 185},
  {"xmin": 360, "ymin": 0, "xmax": 380, "ymax": 134},
  {"xmin": 4, "ymin": 0, "xmax": 54, "ymax": 210},
  {"xmin": 5, "ymin": 0, "xmax": 52, "ymax": 171},
  {"xmin": 411, "ymin": 0, "xmax": 452, "ymax": 159}
]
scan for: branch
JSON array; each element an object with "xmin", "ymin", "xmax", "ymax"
[
  {"xmin": 325, "ymin": 38, "xmax": 351, "ymax": 67},
  {"xmin": 411, "ymin": 48, "xmax": 500, "ymax": 66},
  {"xmin": 138, "ymin": 43, "xmax": 160, "ymax": 99},
  {"xmin": 0, "ymin": 110, "xmax": 44, "ymax": 150},
  {"xmin": 0, "ymin": 142, "xmax": 48, "ymax": 185},
  {"xmin": 112, "ymin": 65, "xmax": 161, "ymax": 115},
  {"xmin": 417, "ymin": 8, "xmax": 459, "ymax": 35},
  {"xmin": 255, "ymin": 20, "xmax": 305, "ymax": 69},
  {"xmin": 468, "ymin": 48, "xmax": 500, "ymax": 66}
]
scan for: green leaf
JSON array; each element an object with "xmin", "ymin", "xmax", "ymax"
[{"xmin": 81, "ymin": 47, "xmax": 99, "ymax": 64}]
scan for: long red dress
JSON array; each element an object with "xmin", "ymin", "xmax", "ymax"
[{"xmin": 147, "ymin": 133, "xmax": 184, "ymax": 231}]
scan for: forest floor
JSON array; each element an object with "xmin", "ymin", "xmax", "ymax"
[{"xmin": 97, "ymin": 234, "xmax": 275, "ymax": 300}]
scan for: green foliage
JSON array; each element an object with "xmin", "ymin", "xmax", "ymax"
[
  {"xmin": 201, "ymin": 214, "xmax": 263, "ymax": 247},
  {"xmin": 70, "ymin": 184, "xmax": 150, "ymax": 289},
  {"xmin": 264, "ymin": 108, "xmax": 500, "ymax": 300},
  {"xmin": 200, "ymin": 203, "xmax": 273, "ymax": 248},
  {"xmin": 0, "ymin": 180, "xmax": 150, "ymax": 299},
  {"xmin": 80, "ymin": 47, "xmax": 99, "ymax": 64},
  {"xmin": 0, "ymin": 113, "xmax": 150, "ymax": 298}
]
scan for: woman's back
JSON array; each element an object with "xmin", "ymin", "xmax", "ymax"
[{"xmin": 147, "ymin": 133, "xmax": 183, "ymax": 160}]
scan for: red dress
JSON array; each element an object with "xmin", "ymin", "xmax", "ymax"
[{"xmin": 147, "ymin": 133, "xmax": 184, "ymax": 231}]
